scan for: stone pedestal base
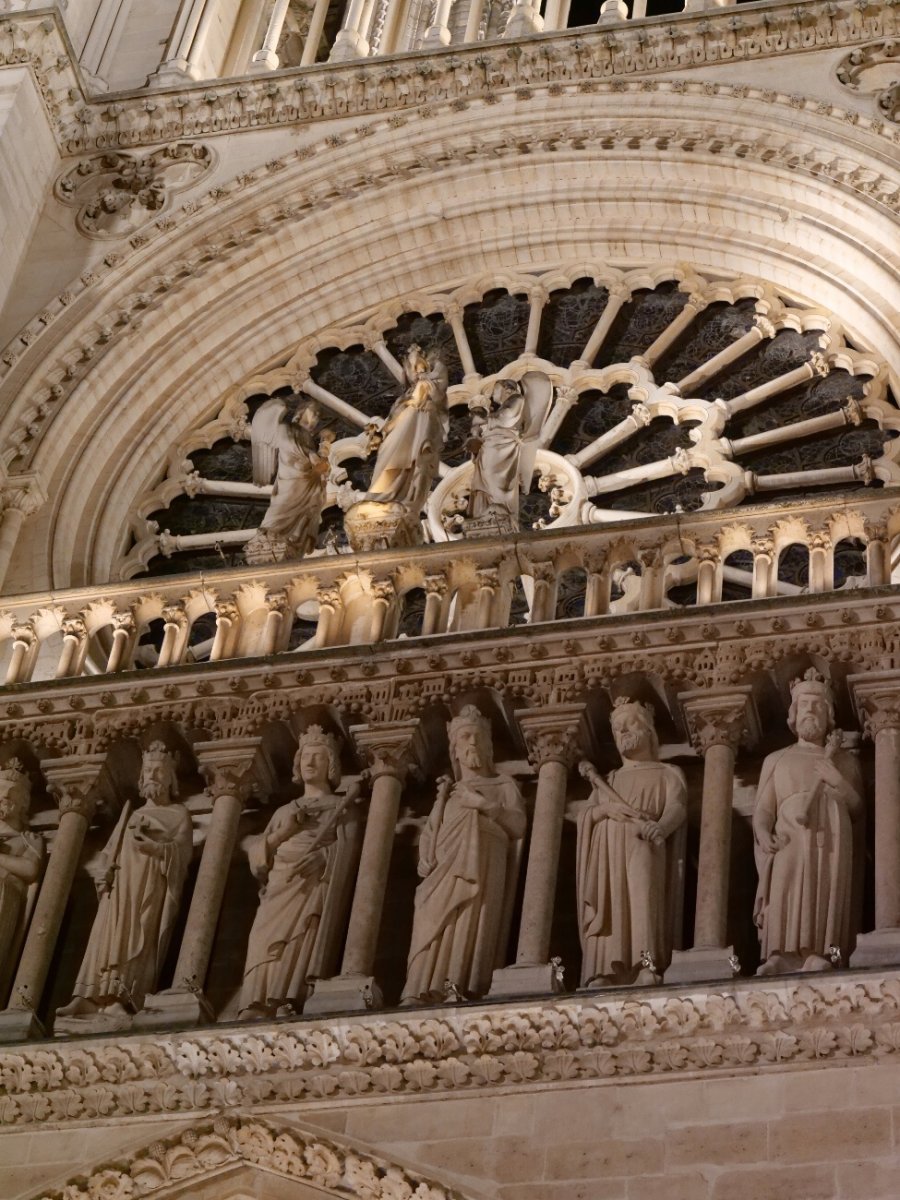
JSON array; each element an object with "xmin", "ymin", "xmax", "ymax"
[
  {"xmin": 243, "ymin": 529, "xmax": 290, "ymax": 565},
  {"xmin": 488, "ymin": 961, "xmax": 565, "ymax": 999},
  {"xmin": 134, "ymin": 988, "xmax": 215, "ymax": 1030},
  {"xmin": 421, "ymin": 25, "xmax": 452, "ymax": 46},
  {"xmin": 303, "ymin": 974, "xmax": 382, "ymax": 1016},
  {"xmin": 504, "ymin": 4, "xmax": 543, "ymax": 35},
  {"xmin": 146, "ymin": 60, "xmax": 204, "ymax": 89},
  {"xmin": 850, "ymin": 928, "xmax": 900, "ymax": 969},
  {"xmin": 344, "ymin": 501, "xmax": 421, "ymax": 552},
  {"xmin": 665, "ymin": 945, "xmax": 739, "ymax": 984},
  {"xmin": 54, "ymin": 1008, "xmax": 133, "ymax": 1038},
  {"xmin": 0, "ymin": 1008, "xmax": 44, "ymax": 1044},
  {"xmin": 328, "ymin": 30, "xmax": 369, "ymax": 61}
]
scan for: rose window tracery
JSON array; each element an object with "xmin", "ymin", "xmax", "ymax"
[{"xmin": 124, "ymin": 264, "xmax": 900, "ymax": 590}]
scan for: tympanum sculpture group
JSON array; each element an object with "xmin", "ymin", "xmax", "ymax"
[{"xmin": 0, "ymin": 671, "xmax": 878, "ymax": 1034}]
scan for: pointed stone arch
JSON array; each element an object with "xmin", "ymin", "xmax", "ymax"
[{"xmin": 27, "ymin": 1115, "xmax": 467, "ymax": 1200}]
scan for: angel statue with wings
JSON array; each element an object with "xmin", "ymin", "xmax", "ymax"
[
  {"xmin": 246, "ymin": 399, "xmax": 334, "ymax": 563},
  {"xmin": 465, "ymin": 372, "xmax": 553, "ymax": 533}
]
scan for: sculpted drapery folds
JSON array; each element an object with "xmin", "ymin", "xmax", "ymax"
[
  {"xmin": 0, "ymin": 759, "xmax": 43, "ymax": 1003},
  {"xmin": 239, "ymin": 726, "xmax": 361, "ymax": 1019},
  {"xmin": 247, "ymin": 399, "xmax": 333, "ymax": 561},
  {"xmin": 576, "ymin": 699, "xmax": 687, "ymax": 987},
  {"xmin": 466, "ymin": 372, "xmax": 553, "ymax": 531},
  {"xmin": 402, "ymin": 706, "xmax": 526, "ymax": 1004},
  {"xmin": 365, "ymin": 345, "xmax": 449, "ymax": 516},
  {"xmin": 753, "ymin": 670, "xmax": 864, "ymax": 975},
  {"xmin": 56, "ymin": 742, "xmax": 193, "ymax": 1022}
]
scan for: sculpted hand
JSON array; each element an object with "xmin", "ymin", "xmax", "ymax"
[
  {"xmin": 640, "ymin": 821, "xmax": 665, "ymax": 846},
  {"xmin": 757, "ymin": 830, "xmax": 785, "ymax": 855},
  {"xmin": 815, "ymin": 758, "xmax": 846, "ymax": 791}
]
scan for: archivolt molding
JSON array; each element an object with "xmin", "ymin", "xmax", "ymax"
[
  {"xmin": 26, "ymin": 1116, "xmax": 463, "ymax": 1199},
  {"xmin": 3, "ymin": 974, "xmax": 900, "ymax": 1131},
  {"xmin": 2, "ymin": 89, "xmax": 900, "ymax": 485}
]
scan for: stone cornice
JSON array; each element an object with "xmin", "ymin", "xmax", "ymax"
[
  {"xmin": 3, "ymin": 2, "xmax": 899, "ymax": 158},
  {"xmin": 2, "ymin": 971, "xmax": 900, "ymax": 1131}
]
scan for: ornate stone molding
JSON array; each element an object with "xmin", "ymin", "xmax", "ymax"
[
  {"xmin": 55, "ymin": 144, "xmax": 214, "ymax": 240},
  {"xmin": 25, "ymin": 1116, "xmax": 462, "ymax": 1199},
  {"xmin": 0, "ymin": 560, "xmax": 900, "ymax": 755},
  {"xmin": 2, "ymin": 972, "xmax": 900, "ymax": 1130},
  {"xmin": 1, "ymin": 85, "xmax": 898, "ymax": 470}
]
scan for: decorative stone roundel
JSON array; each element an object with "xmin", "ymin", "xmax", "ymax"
[{"xmin": 123, "ymin": 263, "xmax": 899, "ymax": 580}]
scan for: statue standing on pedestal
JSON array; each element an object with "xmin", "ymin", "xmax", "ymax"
[
  {"xmin": 466, "ymin": 373, "xmax": 553, "ymax": 532},
  {"xmin": 246, "ymin": 398, "xmax": 333, "ymax": 562},
  {"xmin": 575, "ymin": 699, "xmax": 687, "ymax": 987},
  {"xmin": 56, "ymin": 742, "xmax": 193, "ymax": 1022},
  {"xmin": 0, "ymin": 760, "xmax": 43, "ymax": 1003},
  {"xmin": 753, "ymin": 670, "xmax": 863, "ymax": 975},
  {"xmin": 238, "ymin": 726, "xmax": 361, "ymax": 1019},
  {"xmin": 401, "ymin": 705, "xmax": 526, "ymax": 1004}
]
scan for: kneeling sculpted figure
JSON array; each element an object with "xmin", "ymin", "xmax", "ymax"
[
  {"xmin": 57, "ymin": 742, "xmax": 193, "ymax": 1021},
  {"xmin": 0, "ymin": 759, "xmax": 43, "ymax": 1003},
  {"xmin": 753, "ymin": 670, "xmax": 863, "ymax": 974},
  {"xmin": 402, "ymin": 705, "xmax": 526, "ymax": 1004},
  {"xmin": 576, "ymin": 698, "xmax": 687, "ymax": 987},
  {"xmin": 239, "ymin": 726, "xmax": 361, "ymax": 1018}
]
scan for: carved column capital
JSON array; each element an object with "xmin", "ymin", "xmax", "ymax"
[
  {"xmin": 42, "ymin": 755, "xmax": 107, "ymax": 820},
  {"xmin": 351, "ymin": 720, "xmax": 423, "ymax": 782},
  {"xmin": 195, "ymin": 737, "xmax": 263, "ymax": 804},
  {"xmin": 680, "ymin": 689, "xmax": 758, "ymax": 756},
  {"xmin": 518, "ymin": 703, "xmax": 585, "ymax": 768},
  {"xmin": 849, "ymin": 674, "xmax": 900, "ymax": 739},
  {"xmin": 161, "ymin": 603, "xmax": 188, "ymax": 628},
  {"xmin": 265, "ymin": 589, "xmax": 289, "ymax": 612},
  {"xmin": 424, "ymin": 573, "xmax": 449, "ymax": 597},
  {"xmin": 61, "ymin": 616, "xmax": 87, "ymax": 640},
  {"xmin": 0, "ymin": 474, "xmax": 47, "ymax": 518},
  {"xmin": 111, "ymin": 610, "xmax": 136, "ymax": 634},
  {"xmin": 370, "ymin": 579, "xmax": 396, "ymax": 604}
]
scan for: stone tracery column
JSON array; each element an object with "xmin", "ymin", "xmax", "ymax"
[
  {"xmin": 491, "ymin": 705, "xmax": 583, "ymax": 997},
  {"xmin": 55, "ymin": 618, "xmax": 87, "ymax": 679},
  {"xmin": 251, "ymin": 0, "xmax": 292, "ymax": 70},
  {"xmin": 667, "ymin": 689, "xmax": 755, "ymax": 983},
  {"xmin": 850, "ymin": 678, "xmax": 900, "ymax": 967},
  {"xmin": 328, "ymin": 0, "xmax": 371, "ymax": 62},
  {"xmin": 105, "ymin": 611, "xmax": 135, "ymax": 672},
  {"xmin": 305, "ymin": 720, "xmax": 422, "ymax": 1015},
  {"xmin": 422, "ymin": 574, "xmax": 449, "ymax": 635},
  {"xmin": 0, "ymin": 477, "xmax": 45, "ymax": 595},
  {"xmin": 137, "ymin": 738, "xmax": 261, "ymax": 1027},
  {"xmin": 0, "ymin": 757, "xmax": 105, "ymax": 1042}
]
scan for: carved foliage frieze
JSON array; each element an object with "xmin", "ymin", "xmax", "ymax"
[{"xmin": 2, "ymin": 976, "xmax": 900, "ymax": 1130}]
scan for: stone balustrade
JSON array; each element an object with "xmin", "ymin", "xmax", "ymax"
[{"xmin": 0, "ymin": 490, "xmax": 894, "ymax": 687}]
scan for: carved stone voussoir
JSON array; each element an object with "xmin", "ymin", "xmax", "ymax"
[{"xmin": 3, "ymin": 972, "xmax": 900, "ymax": 1129}]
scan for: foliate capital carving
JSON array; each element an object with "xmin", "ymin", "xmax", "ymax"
[
  {"xmin": 681, "ymin": 690, "xmax": 755, "ymax": 755},
  {"xmin": 317, "ymin": 586, "xmax": 341, "ymax": 609},
  {"xmin": 630, "ymin": 402, "xmax": 652, "ymax": 427},
  {"xmin": 43, "ymin": 758, "xmax": 106, "ymax": 820},
  {"xmin": 216, "ymin": 600, "xmax": 239, "ymax": 623},
  {"xmin": 266, "ymin": 589, "xmax": 289, "ymax": 613},
  {"xmin": 161, "ymin": 604, "xmax": 188, "ymax": 628},
  {"xmin": 10, "ymin": 623, "xmax": 35, "ymax": 648},
  {"xmin": 61, "ymin": 617, "xmax": 87, "ymax": 640},
  {"xmin": 554, "ymin": 385, "xmax": 579, "ymax": 408},
  {"xmin": 809, "ymin": 351, "xmax": 831, "ymax": 378},
  {"xmin": 684, "ymin": 293, "xmax": 708, "ymax": 313},
  {"xmin": 518, "ymin": 704, "xmax": 585, "ymax": 768},
  {"xmin": 195, "ymin": 737, "xmax": 262, "ymax": 803},
  {"xmin": 476, "ymin": 567, "xmax": 500, "ymax": 590},
  {"xmin": 351, "ymin": 721, "xmax": 423, "ymax": 782},
  {"xmin": 370, "ymin": 580, "xmax": 395, "ymax": 604},
  {"xmin": 753, "ymin": 315, "xmax": 777, "ymax": 339},
  {"xmin": 111, "ymin": 610, "xmax": 136, "ymax": 634},
  {"xmin": 1, "ymin": 475, "xmax": 46, "ymax": 518},
  {"xmin": 424, "ymin": 573, "xmax": 449, "ymax": 597}
]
